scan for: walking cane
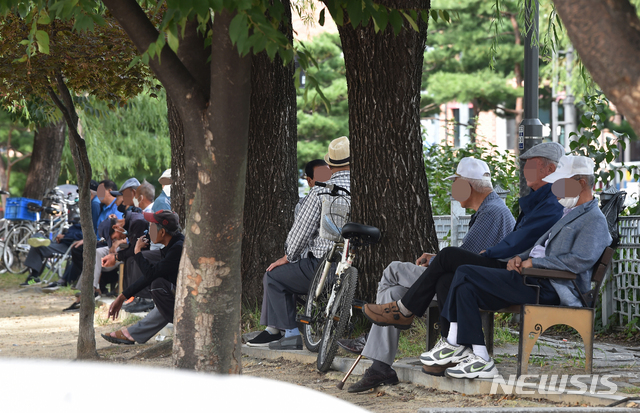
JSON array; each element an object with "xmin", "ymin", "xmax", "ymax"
[{"xmin": 336, "ymin": 354, "xmax": 363, "ymax": 390}]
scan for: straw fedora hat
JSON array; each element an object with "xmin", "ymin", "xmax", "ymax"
[{"xmin": 324, "ymin": 136, "xmax": 350, "ymax": 167}]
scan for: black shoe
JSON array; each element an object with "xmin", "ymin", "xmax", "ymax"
[
  {"xmin": 122, "ymin": 297, "xmax": 140, "ymax": 310},
  {"xmin": 19, "ymin": 276, "xmax": 40, "ymax": 287},
  {"xmin": 62, "ymin": 302, "xmax": 81, "ymax": 312},
  {"xmin": 337, "ymin": 333, "xmax": 368, "ymax": 355},
  {"xmin": 268, "ymin": 334, "xmax": 303, "ymax": 350},
  {"xmin": 125, "ymin": 298, "xmax": 154, "ymax": 313},
  {"xmin": 246, "ymin": 330, "xmax": 283, "ymax": 347},
  {"xmin": 348, "ymin": 367, "xmax": 399, "ymax": 393}
]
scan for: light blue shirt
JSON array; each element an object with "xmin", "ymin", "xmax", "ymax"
[{"xmin": 96, "ymin": 199, "xmax": 123, "ymax": 228}]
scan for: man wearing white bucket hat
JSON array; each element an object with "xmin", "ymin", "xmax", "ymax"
[{"xmin": 248, "ymin": 137, "xmax": 351, "ymax": 350}]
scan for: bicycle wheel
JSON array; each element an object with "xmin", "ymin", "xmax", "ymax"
[
  {"xmin": 4, "ymin": 225, "xmax": 34, "ymax": 274},
  {"xmin": 302, "ymin": 254, "xmax": 336, "ymax": 352},
  {"xmin": 316, "ymin": 266, "xmax": 358, "ymax": 372}
]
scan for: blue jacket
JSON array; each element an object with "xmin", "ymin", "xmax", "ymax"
[
  {"xmin": 520, "ymin": 199, "xmax": 611, "ymax": 307},
  {"xmin": 152, "ymin": 191, "xmax": 171, "ymax": 213},
  {"xmin": 91, "ymin": 196, "xmax": 101, "ymax": 233},
  {"xmin": 482, "ymin": 183, "xmax": 563, "ymax": 260},
  {"xmin": 60, "ymin": 223, "xmax": 83, "ymax": 247}
]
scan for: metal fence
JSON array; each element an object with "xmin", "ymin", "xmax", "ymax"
[{"xmin": 435, "ymin": 213, "xmax": 640, "ymax": 328}]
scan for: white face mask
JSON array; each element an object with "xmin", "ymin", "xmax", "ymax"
[
  {"xmin": 133, "ymin": 197, "xmax": 140, "ymax": 208},
  {"xmin": 558, "ymin": 195, "xmax": 579, "ymax": 209}
]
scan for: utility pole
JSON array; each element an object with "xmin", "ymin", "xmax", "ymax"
[{"xmin": 519, "ymin": 0, "xmax": 543, "ymax": 198}]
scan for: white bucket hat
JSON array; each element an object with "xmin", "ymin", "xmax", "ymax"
[
  {"xmin": 158, "ymin": 169, "xmax": 172, "ymax": 186},
  {"xmin": 324, "ymin": 136, "xmax": 350, "ymax": 167},
  {"xmin": 543, "ymin": 155, "xmax": 594, "ymax": 184},
  {"xmin": 446, "ymin": 157, "xmax": 491, "ymax": 181}
]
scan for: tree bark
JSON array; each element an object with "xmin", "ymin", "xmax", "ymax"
[
  {"xmin": 554, "ymin": 0, "xmax": 640, "ymax": 134},
  {"xmin": 172, "ymin": 10, "xmax": 251, "ymax": 372},
  {"xmin": 241, "ymin": 0, "xmax": 298, "ymax": 306},
  {"xmin": 167, "ymin": 94, "xmax": 186, "ymax": 228},
  {"xmin": 23, "ymin": 119, "xmax": 66, "ymax": 200},
  {"xmin": 48, "ymin": 71, "xmax": 98, "ymax": 360},
  {"xmin": 334, "ymin": 1, "xmax": 439, "ymax": 302}
]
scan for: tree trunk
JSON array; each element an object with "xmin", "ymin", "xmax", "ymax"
[
  {"xmin": 241, "ymin": 0, "xmax": 298, "ymax": 306},
  {"xmin": 167, "ymin": 94, "xmax": 186, "ymax": 228},
  {"xmin": 554, "ymin": 0, "xmax": 640, "ymax": 134},
  {"xmin": 48, "ymin": 71, "xmax": 98, "ymax": 360},
  {"xmin": 172, "ymin": 10, "xmax": 252, "ymax": 372},
  {"xmin": 335, "ymin": 1, "xmax": 439, "ymax": 303},
  {"xmin": 23, "ymin": 120, "xmax": 66, "ymax": 200}
]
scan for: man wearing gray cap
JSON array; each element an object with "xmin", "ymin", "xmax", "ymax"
[{"xmin": 361, "ymin": 142, "xmax": 565, "ymax": 386}]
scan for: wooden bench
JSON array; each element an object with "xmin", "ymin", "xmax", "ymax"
[{"xmin": 425, "ymin": 247, "xmax": 614, "ymax": 376}]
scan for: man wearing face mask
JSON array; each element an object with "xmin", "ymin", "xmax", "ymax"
[
  {"xmin": 102, "ymin": 210, "xmax": 184, "ymax": 345},
  {"xmin": 136, "ymin": 181, "xmax": 155, "ymax": 213},
  {"xmin": 416, "ymin": 155, "xmax": 611, "ymax": 379},
  {"xmin": 343, "ymin": 157, "xmax": 515, "ymax": 392},
  {"xmin": 361, "ymin": 142, "xmax": 564, "ymax": 385}
]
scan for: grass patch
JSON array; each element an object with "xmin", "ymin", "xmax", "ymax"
[
  {"xmin": 0, "ymin": 272, "xmax": 25, "ymax": 289},
  {"xmin": 242, "ymin": 304, "xmax": 262, "ymax": 335},
  {"xmin": 396, "ymin": 318, "xmax": 428, "ymax": 360},
  {"xmin": 121, "ymin": 313, "xmax": 142, "ymax": 327},
  {"xmin": 621, "ymin": 386, "xmax": 640, "ymax": 394},
  {"xmin": 52, "ymin": 285, "xmax": 78, "ymax": 297}
]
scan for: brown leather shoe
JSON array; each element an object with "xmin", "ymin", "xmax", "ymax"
[
  {"xmin": 363, "ymin": 301, "xmax": 414, "ymax": 330},
  {"xmin": 348, "ymin": 367, "xmax": 399, "ymax": 393},
  {"xmin": 422, "ymin": 362, "xmax": 454, "ymax": 377}
]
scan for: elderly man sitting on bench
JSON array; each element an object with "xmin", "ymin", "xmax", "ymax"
[{"xmin": 370, "ymin": 155, "xmax": 611, "ymax": 379}]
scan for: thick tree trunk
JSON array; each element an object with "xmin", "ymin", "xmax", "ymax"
[
  {"xmin": 23, "ymin": 120, "xmax": 66, "ymax": 200},
  {"xmin": 49, "ymin": 72, "xmax": 98, "ymax": 360},
  {"xmin": 554, "ymin": 0, "xmax": 640, "ymax": 134},
  {"xmin": 335, "ymin": 1, "xmax": 439, "ymax": 302},
  {"xmin": 172, "ymin": 11, "xmax": 251, "ymax": 372},
  {"xmin": 167, "ymin": 94, "xmax": 186, "ymax": 228},
  {"xmin": 241, "ymin": 0, "xmax": 298, "ymax": 306}
]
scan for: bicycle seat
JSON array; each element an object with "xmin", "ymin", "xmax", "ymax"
[{"xmin": 341, "ymin": 222, "xmax": 381, "ymax": 244}]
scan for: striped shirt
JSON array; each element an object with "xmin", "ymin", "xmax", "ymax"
[
  {"xmin": 285, "ymin": 170, "xmax": 350, "ymax": 262},
  {"xmin": 460, "ymin": 191, "xmax": 516, "ymax": 253}
]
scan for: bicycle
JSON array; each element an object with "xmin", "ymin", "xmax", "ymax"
[{"xmin": 298, "ymin": 181, "xmax": 381, "ymax": 372}]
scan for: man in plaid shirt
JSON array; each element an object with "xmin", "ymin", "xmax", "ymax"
[{"xmin": 248, "ymin": 136, "xmax": 351, "ymax": 350}]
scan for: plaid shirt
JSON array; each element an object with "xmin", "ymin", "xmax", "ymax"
[
  {"xmin": 285, "ymin": 170, "xmax": 350, "ymax": 262},
  {"xmin": 460, "ymin": 191, "xmax": 515, "ymax": 253}
]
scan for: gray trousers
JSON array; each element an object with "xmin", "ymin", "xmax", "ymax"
[
  {"xmin": 260, "ymin": 255, "xmax": 320, "ymax": 331},
  {"xmin": 128, "ymin": 308, "xmax": 168, "ymax": 344},
  {"xmin": 74, "ymin": 246, "xmax": 119, "ymax": 290},
  {"xmin": 361, "ymin": 261, "xmax": 424, "ymax": 366}
]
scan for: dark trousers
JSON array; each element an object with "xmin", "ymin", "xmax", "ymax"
[
  {"xmin": 123, "ymin": 250, "xmax": 160, "ymax": 300},
  {"xmin": 150, "ymin": 277, "xmax": 175, "ymax": 323},
  {"xmin": 443, "ymin": 265, "xmax": 560, "ymax": 346},
  {"xmin": 260, "ymin": 254, "xmax": 320, "ymax": 330},
  {"xmin": 401, "ymin": 247, "xmax": 507, "ymax": 334},
  {"xmin": 24, "ymin": 243, "xmax": 70, "ymax": 275}
]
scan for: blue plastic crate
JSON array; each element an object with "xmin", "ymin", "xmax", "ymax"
[{"xmin": 5, "ymin": 197, "xmax": 42, "ymax": 221}]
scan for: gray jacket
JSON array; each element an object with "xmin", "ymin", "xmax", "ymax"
[{"xmin": 519, "ymin": 198, "xmax": 611, "ymax": 307}]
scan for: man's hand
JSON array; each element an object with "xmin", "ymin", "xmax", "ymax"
[
  {"xmin": 415, "ymin": 253, "xmax": 436, "ymax": 267},
  {"xmin": 507, "ymin": 256, "xmax": 523, "ymax": 273},
  {"xmin": 72, "ymin": 239, "xmax": 83, "ymax": 249},
  {"xmin": 479, "ymin": 250, "xmax": 486, "ymax": 254},
  {"xmin": 55, "ymin": 233, "xmax": 64, "ymax": 243},
  {"xmin": 521, "ymin": 259, "xmax": 533, "ymax": 270},
  {"xmin": 108, "ymin": 213, "xmax": 117, "ymax": 220},
  {"xmin": 134, "ymin": 235, "xmax": 148, "ymax": 254},
  {"xmin": 101, "ymin": 253, "xmax": 117, "ymax": 268},
  {"xmin": 267, "ymin": 255, "xmax": 289, "ymax": 272},
  {"xmin": 110, "ymin": 238, "xmax": 126, "ymax": 253},
  {"xmin": 108, "ymin": 294, "xmax": 127, "ymax": 320}
]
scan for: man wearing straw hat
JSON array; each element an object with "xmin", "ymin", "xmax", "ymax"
[{"xmin": 248, "ymin": 136, "xmax": 351, "ymax": 350}]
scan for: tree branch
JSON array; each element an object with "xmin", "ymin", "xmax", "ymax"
[
  {"xmin": 101, "ymin": 0, "xmax": 207, "ymax": 110},
  {"xmin": 9, "ymin": 153, "xmax": 31, "ymax": 167}
]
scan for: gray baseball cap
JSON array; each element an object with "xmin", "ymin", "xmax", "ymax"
[
  {"xmin": 519, "ymin": 142, "xmax": 564, "ymax": 163},
  {"xmin": 111, "ymin": 178, "xmax": 141, "ymax": 196}
]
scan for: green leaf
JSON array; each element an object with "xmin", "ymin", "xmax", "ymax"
[
  {"xmin": 347, "ymin": 0, "xmax": 363, "ymax": 28},
  {"xmin": 319, "ymin": 8, "xmax": 325, "ymax": 26},
  {"xmin": 401, "ymin": 11, "xmax": 419, "ymax": 32},
  {"xmin": 388, "ymin": 9, "xmax": 403, "ymax": 35},
  {"xmin": 229, "ymin": 13, "xmax": 247, "ymax": 46},
  {"xmin": 35, "ymin": 30, "xmax": 49, "ymax": 54},
  {"xmin": 265, "ymin": 40, "xmax": 278, "ymax": 60},
  {"xmin": 167, "ymin": 31, "xmax": 179, "ymax": 53},
  {"xmin": 37, "ymin": 11, "xmax": 51, "ymax": 25}
]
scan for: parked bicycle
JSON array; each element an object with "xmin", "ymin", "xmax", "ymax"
[{"xmin": 298, "ymin": 181, "xmax": 381, "ymax": 372}]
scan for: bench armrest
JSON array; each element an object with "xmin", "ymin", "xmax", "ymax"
[{"xmin": 521, "ymin": 267, "xmax": 577, "ymax": 280}]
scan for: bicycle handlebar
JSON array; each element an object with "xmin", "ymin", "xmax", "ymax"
[{"xmin": 315, "ymin": 181, "xmax": 351, "ymax": 197}]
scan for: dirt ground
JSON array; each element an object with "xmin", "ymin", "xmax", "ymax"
[{"xmin": 0, "ymin": 285, "xmax": 612, "ymax": 412}]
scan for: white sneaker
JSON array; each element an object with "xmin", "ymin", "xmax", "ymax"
[
  {"xmin": 445, "ymin": 353, "xmax": 499, "ymax": 379},
  {"xmin": 420, "ymin": 337, "xmax": 472, "ymax": 366}
]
